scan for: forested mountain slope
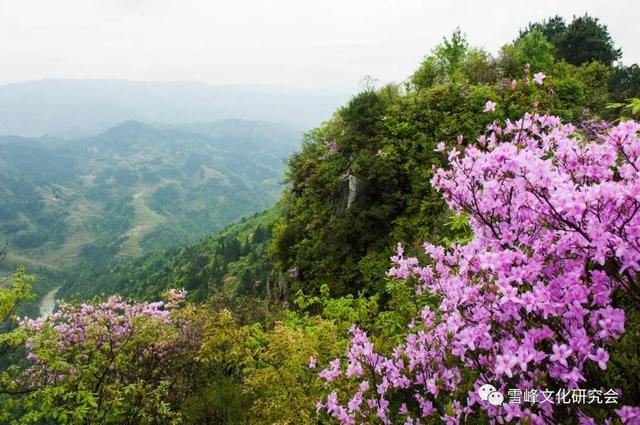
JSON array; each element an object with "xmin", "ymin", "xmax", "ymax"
[{"xmin": 60, "ymin": 205, "xmax": 280, "ymax": 304}]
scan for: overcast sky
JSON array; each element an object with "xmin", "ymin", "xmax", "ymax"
[{"xmin": 0, "ymin": 0, "xmax": 637, "ymax": 92}]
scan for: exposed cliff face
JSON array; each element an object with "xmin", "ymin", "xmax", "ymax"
[
  {"xmin": 338, "ymin": 172, "xmax": 359, "ymax": 211},
  {"xmin": 346, "ymin": 174, "xmax": 359, "ymax": 209}
]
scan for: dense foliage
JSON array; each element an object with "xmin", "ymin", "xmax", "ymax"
[
  {"xmin": 0, "ymin": 267, "xmax": 35, "ymax": 420},
  {"xmin": 272, "ymin": 28, "xmax": 623, "ymax": 299},
  {"xmin": 60, "ymin": 206, "xmax": 281, "ymax": 305},
  {"xmin": 17, "ymin": 290, "xmax": 198, "ymax": 424},
  {"xmin": 518, "ymin": 15, "xmax": 638, "ymax": 103},
  {"xmin": 520, "ymin": 15, "xmax": 621, "ymax": 66}
]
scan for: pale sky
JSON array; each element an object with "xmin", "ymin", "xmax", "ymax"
[{"xmin": 0, "ymin": 0, "xmax": 638, "ymax": 92}]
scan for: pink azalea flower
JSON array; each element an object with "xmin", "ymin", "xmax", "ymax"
[
  {"xmin": 588, "ymin": 348, "xmax": 609, "ymax": 370},
  {"xmin": 616, "ymin": 406, "xmax": 640, "ymax": 424},
  {"xmin": 550, "ymin": 344, "xmax": 573, "ymax": 368},
  {"xmin": 484, "ymin": 100, "xmax": 496, "ymax": 112}
]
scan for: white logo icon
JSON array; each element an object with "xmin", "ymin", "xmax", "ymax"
[{"xmin": 478, "ymin": 384, "xmax": 504, "ymax": 406}]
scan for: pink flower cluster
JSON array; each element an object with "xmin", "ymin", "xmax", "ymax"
[
  {"xmin": 21, "ymin": 292, "xmax": 185, "ymax": 387},
  {"xmin": 319, "ymin": 116, "xmax": 640, "ymax": 424}
]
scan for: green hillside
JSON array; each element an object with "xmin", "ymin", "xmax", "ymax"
[{"xmin": 61, "ymin": 205, "xmax": 281, "ymax": 305}]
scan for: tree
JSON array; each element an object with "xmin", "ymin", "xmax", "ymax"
[
  {"xmin": 0, "ymin": 267, "xmax": 34, "ymax": 364},
  {"xmin": 519, "ymin": 15, "xmax": 622, "ymax": 67},
  {"xmin": 411, "ymin": 29, "xmax": 496, "ymax": 88},
  {"xmin": 520, "ymin": 15, "xmax": 567, "ymax": 46},
  {"xmin": 557, "ymin": 15, "xmax": 622, "ymax": 66},
  {"xmin": 16, "ymin": 290, "xmax": 201, "ymax": 424},
  {"xmin": 0, "ymin": 267, "xmax": 34, "ymax": 422},
  {"xmin": 242, "ymin": 318, "xmax": 343, "ymax": 425},
  {"xmin": 610, "ymin": 64, "xmax": 640, "ymax": 102},
  {"xmin": 501, "ymin": 30, "xmax": 556, "ymax": 74}
]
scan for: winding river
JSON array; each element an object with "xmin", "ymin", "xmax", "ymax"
[{"xmin": 38, "ymin": 286, "xmax": 60, "ymax": 318}]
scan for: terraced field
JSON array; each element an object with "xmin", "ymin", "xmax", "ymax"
[
  {"xmin": 54, "ymin": 202, "xmax": 98, "ymax": 267},
  {"xmin": 7, "ymin": 200, "xmax": 99, "ymax": 272},
  {"xmin": 119, "ymin": 189, "xmax": 166, "ymax": 257}
]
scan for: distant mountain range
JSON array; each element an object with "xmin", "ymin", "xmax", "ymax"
[
  {"xmin": 0, "ymin": 79, "xmax": 349, "ymax": 137},
  {"xmin": 0, "ymin": 118, "xmax": 300, "ymax": 274}
]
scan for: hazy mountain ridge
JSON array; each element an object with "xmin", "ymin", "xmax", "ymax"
[{"xmin": 0, "ymin": 79, "xmax": 348, "ymax": 138}]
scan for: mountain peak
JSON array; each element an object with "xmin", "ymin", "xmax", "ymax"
[{"xmin": 102, "ymin": 120, "xmax": 160, "ymax": 137}]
